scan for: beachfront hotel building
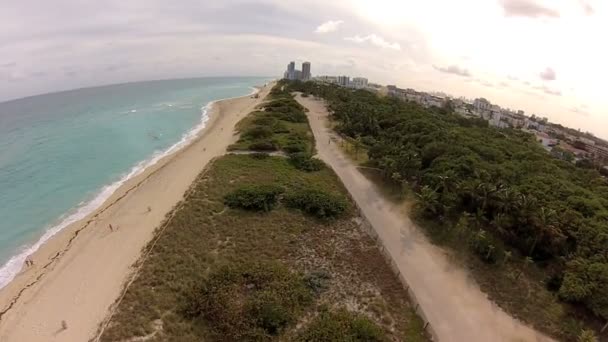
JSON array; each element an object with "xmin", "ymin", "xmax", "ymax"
[
  {"xmin": 302, "ymin": 62, "xmax": 311, "ymax": 81},
  {"xmin": 282, "ymin": 61, "xmax": 312, "ymax": 81}
]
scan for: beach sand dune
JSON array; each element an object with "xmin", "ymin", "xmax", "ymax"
[{"xmin": 0, "ymin": 83, "xmax": 273, "ymax": 342}]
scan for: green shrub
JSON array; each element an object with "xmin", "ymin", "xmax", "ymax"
[
  {"xmin": 250, "ymin": 152, "xmax": 270, "ymax": 160},
  {"xmin": 272, "ymin": 121, "xmax": 290, "ymax": 133},
  {"xmin": 224, "ymin": 184, "xmax": 284, "ymax": 211},
  {"xmin": 285, "ymin": 189, "xmax": 347, "ymax": 218},
  {"xmin": 185, "ymin": 262, "xmax": 312, "ymax": 339},
  {"xmin": 468, "ymin": 230, "xmax": 501, "ymax": 264},
  {"xmin": 277, "ymin": 110, "xmax": 307, "ymax": 123},
  {"xmin": 284, "ymin": 142, "xmax": 308, "ymax": 153},
  {"xmin": 243, "ymin": 125, "xmax": 273, "ymax": 139},
  {"xmin": 252, "ymin": 116, "xmax": 277, "ymax": 126},
  {"xmin": 289, "ymin": 153, "xmax": 324, "ymax": 172},
  {"xmin": 296, "ymin": 309, "xmax": 386, "ymax": 342},
  {"xmin": 249, "ymin": 141, "xmax": 278, "ymax": 151},
  {"xmin": 303, "ymin": 270, "xmax": 331, "ymax": 295}
]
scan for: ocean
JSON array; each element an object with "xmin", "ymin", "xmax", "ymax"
[{"xmin": 0, "ymin": 77, "xmax": 269, "ymax": 288}]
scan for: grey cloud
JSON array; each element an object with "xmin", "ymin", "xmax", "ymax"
[
  {"xmin": 507, "ymin": 75, "xmax": 518, "ymax": 81},
  {"xmin": 533, "ymin": 85, "xmax": 561, "ymax": 96},
  {"xmin": 539, "ymin": 67, "xmax": 556, "ymax": 81},
  {"xmin": 0, "ymin": 0, "xmax": 428, "ymax": 101},
  {"xmin": 570, "ymin": 105, "xmax": 590, "ymax": 116},
  {"xmin": 479, "ymin": 80, "xmax": 495, "ymax": 88},
  {"xmin": 499, "ymin": 0, "xmax": 560, "ymax": 18},
  {"xmin": 30, "ymin": 71, "xmax": 47, "ymax": 78},
  {"xmin": 104, "ymin": 62, "xmax": 131, "ymax": 72},
  {"xmin": 433, "ymin": 64, "xmax": 471, "ymax": 77}
]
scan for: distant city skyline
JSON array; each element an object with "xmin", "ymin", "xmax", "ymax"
[
  {"xmin": 1, "ymin": 0, "xmax": 606, "ymax": 139},
  {"xmin": 283, "ymin": 61, "xmax": 311, "ymax": 81}
]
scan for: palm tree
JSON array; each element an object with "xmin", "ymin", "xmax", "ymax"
[
  {"xmin": 353, "ymin": 136, "xmax": 364, "ymax": 157},
  {"xmin": 486, "ymin": 244, "xmax": 496, "ymax": 261},
  {"xmin": 529, "ymin": 206, "xmax": 558, "ymax": 257},
  {"xmin": 416, "ymin": 186, "xmax": 440, "ymax": 216},
  {"xmin": 502, "ymin": 250, "xmax": 513, "ymax": 265},
  {"xmin": 577, "ymin": 329, "xmax": 598, "ymax": 342}
]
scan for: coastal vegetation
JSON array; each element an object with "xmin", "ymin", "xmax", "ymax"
[
  {"xmin": 286, "ymin": 80, "xmax": 608, "ymax": 340},
  {"xmin": 99, "ymin": 87, "xmax": 427, "ymax": 341},
  {"xmin": 229, "ymin": 87, "xmax": 314, "ymax": 154}
]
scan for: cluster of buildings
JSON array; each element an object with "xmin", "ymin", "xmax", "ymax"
[
  {"xmin": 385, "ymin": 84, "xmax": 608, "ymax": 166},
  {"xmin": 279, "ymin": 61, "xmax": 608, "ymax": 167},
  {"xmin": 314, "ymin": 75, "xmax": 372, "ymax": 90},
  {"xmin": 283, "ymin": 61, "xmax": 311, "ymax": 81},
  {"xmin": 280, "ymin": 61, "xmax": 374, "ymax": 90}
]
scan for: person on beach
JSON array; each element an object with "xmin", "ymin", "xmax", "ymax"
[
  {"xmin": 108, "ymin": 224, "xmax": 114, "ymax": 232},
  {"xmin": 147, "ymin": 206, "xmax": 152, "ymax": 213},
  {"xmin": 25, "ymin": 257, "xmax": 33, "ymax": 267}
]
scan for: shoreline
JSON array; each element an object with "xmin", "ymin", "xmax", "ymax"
[
  {"xmin": 0, "ymin": 81, "xmax": 274, "ymax": 341},
  {"xmin": 0, "ymin": 86, "xmax": 259, "ymax": 291},
  {"xmin": 0, "ymin": 85, "xmax": 261, "ymax": 290}
]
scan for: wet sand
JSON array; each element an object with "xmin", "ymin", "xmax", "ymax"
[{"xmin": 0, "ymin": 82, "xmax": 274, "ymax": 342}]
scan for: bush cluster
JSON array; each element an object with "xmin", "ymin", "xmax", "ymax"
[
  {"xmin": 285, "ymin": 189, "xmax": 347, "ymax": 218},
  {"xmin": 224, "ymin": 184, "xmax": 284, "ymax": 212},
  {"xmin": 469, "ymin": 230, "xmax": 502, "ymax": 264},
  {"xmin": 288, "ymin": 153, "xmax": 324, "ymax": 172},
  {"xmin": 250, "ymin": 152, "xmax": 270, "ymax": 160},
  {"xmin": 249, "ymin": 141, "xmax": 278, "ymax": 151},
  {"xmin": 243, "ymin": 125, "xmax": 273, "ymax": 140},
  {"xmin": 296, "ymin": 309, "xmax": 385, "ymax": 342},
  {"xmin": 186, "ymin": 262, "xmax": 313, "ymax": 340}
]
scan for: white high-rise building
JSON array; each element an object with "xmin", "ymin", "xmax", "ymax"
[
  {"xmin": 302, "ymin": 62, "xmax": 311, "ymax": 81},
  {"xmin": 351, "ymin": 77, "xmax": 368, "ymax": 89},
  {"xmin": 337, "ymin": 76, "xmax": 350, "ymax": 86}
]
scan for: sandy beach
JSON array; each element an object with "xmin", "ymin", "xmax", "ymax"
[{"xmin": 0, "ymin": 82, "xmax": 274, "ymax": 342}]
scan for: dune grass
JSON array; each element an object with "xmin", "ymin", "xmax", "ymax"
[
  {"xmin": 229, "ymin": 91, "xmax": 315, "ymax": 154},
  {"xmin": 99, "ymin": 154, "xmax": 428, "ymax": 341}
]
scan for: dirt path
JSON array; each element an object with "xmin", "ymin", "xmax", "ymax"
[{"xmin": 296, "ymin": 94, "xmax": 553, "ymax": 342}]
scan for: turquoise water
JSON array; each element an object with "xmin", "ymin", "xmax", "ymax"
[{"xmin": 0, "ymin": 77, "xmax": 269, "ymax": 287}]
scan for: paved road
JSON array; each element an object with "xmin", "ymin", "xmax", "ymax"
[{"xmin": 296, "ymin": 94, "xmax": 553, "ymax": 342}]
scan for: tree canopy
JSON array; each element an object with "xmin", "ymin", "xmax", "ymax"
[{"xmin": 286, "ymin": 80, "xmax": 608, "ymax": 321}]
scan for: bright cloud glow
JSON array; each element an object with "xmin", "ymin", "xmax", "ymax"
[
  {"xmin": 344, "ymin": 34, "xmax": 401, "ymax": 50},
  {"xmin": 314, "ymin": 20, "xmax": 344, "ymax": 33},
  {"xmin": 1, "ymin": 0, "xmax": 608, "ymax": 139}
]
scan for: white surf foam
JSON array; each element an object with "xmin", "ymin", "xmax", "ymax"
[
  {"xmin": 0, "ymin": 100, "xmax": 217, "ymax": 289},
  {"xmin": 0, "ymin": 84, "xmax": 266, "ymax": 289}
]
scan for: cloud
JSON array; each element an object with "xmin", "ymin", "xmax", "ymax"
[
  {"xmin": 478, "ymin": 80, "xmax": 495, "ymax": 88},
  {"xmin": 1, "ymin": 62, "xmax": 16, "ymax": 68},
  {"xmin": 433, "ymin": 64, "xmax": 471, "ymax": 77},
  {"xmin": 570, "ymin": 105, "xmax": 590, "ymax": 116},
  {"xmin": 499, "ymin": 0, "xmax": 560, "ymax": 18},
  {"xmin": 533, "ymin": 85, "xmax": 562, "ymax": 96},
  {"xmin": 314, "ymin": 20, "xmax": 344, "ymax": 34},
  {"xmin": 579, "ymin": 0, "xmax": 594, "ymax": 15},
  {"xmin": 30, "ymin": 71, "xmax": 47, "ymax": 78},
  {"xmin": 539, "ymin": 67, "xmax": 556, "ymax": 81},
  {"xmin": 344, "ymin": 34, "xmax": 401, "ymax": 50}
]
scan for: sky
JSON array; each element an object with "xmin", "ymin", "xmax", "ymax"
[{"xmin": 1, "ymin": 0, "xmax": 606, "ymax": 138}]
